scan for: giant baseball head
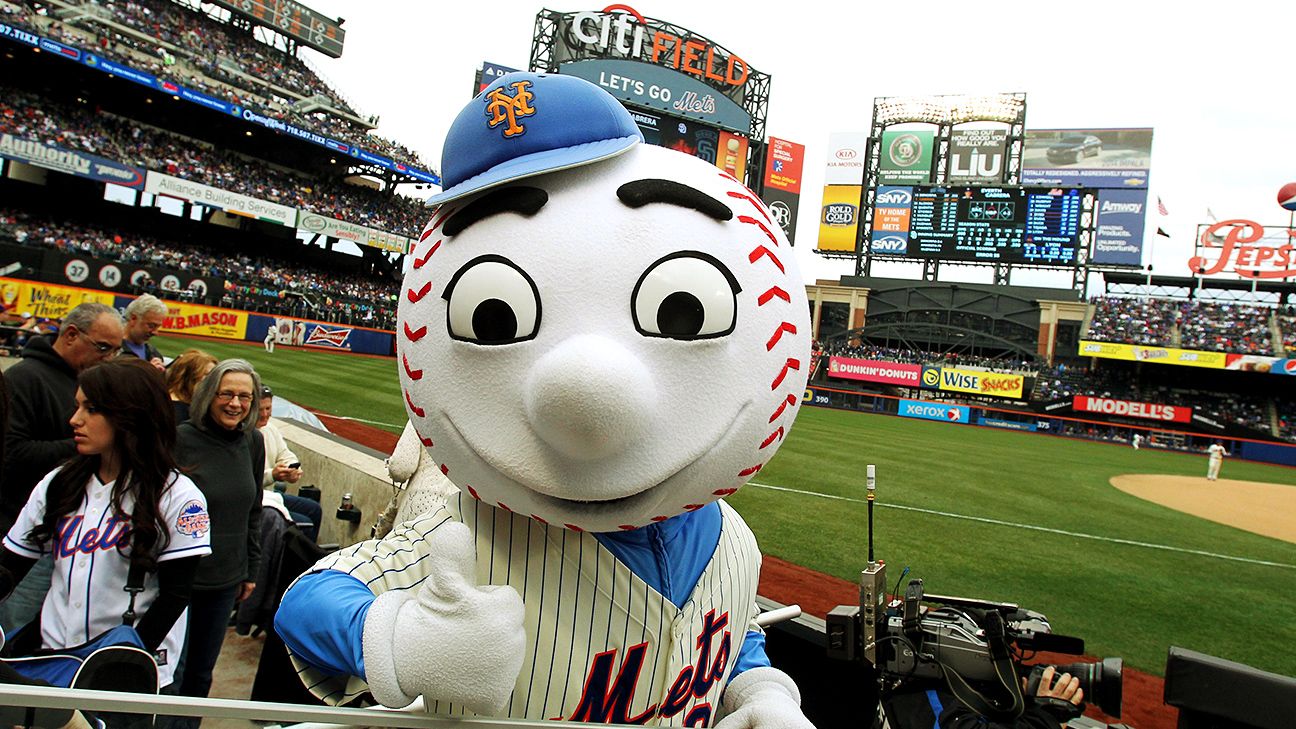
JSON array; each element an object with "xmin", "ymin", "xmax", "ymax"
[{"xmin": 398, "ymin": 72, "xmax": 810, "ymax": 533}]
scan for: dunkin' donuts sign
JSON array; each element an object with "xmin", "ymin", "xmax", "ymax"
[{"xmin": 1073, "ymin": 396, "xmax": 1191, "ymax": 423}]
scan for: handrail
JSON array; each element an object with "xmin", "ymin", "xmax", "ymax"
[{"xmin": 0, "ymin": 685, "xmax": 618, "ymax": 728}]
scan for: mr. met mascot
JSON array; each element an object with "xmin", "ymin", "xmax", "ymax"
[{"xmin": 276, "ymin": 72, "xmax": 814, "ymax": 727}]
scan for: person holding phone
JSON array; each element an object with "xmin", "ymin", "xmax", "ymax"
[{"xmin": 257, "ymin": 386, "xmax": 320, "ymax": 541}]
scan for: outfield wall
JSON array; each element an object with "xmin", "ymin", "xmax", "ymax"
[
  {"xmin": 0, "ymin": 277, "xmax": 396, "ymax": 356},
  {"xmin": 804, "ymin": 385, "xmax": 1296, "ymax": 468}
]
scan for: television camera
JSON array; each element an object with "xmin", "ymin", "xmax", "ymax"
[{"xmin": 826, "ymin": 466, "xmax": 1123, "ymax": 727}]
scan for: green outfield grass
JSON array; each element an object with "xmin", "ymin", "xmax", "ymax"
[{"xmin": 154, "ymin": 335, "xmax": 1296, "ymax": 677}]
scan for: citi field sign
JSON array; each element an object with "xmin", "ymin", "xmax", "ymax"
[{"xmin": 554, "ymin": 6, "xmax": 755, "ymax": 93}]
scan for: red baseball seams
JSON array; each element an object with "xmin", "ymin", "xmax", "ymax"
[
  {"xmin": 651, "ymin": 515, "xmax": 669, "ymax": 522},
  {"xmin": 565, "ymin": 524, "xmax": 584, "ymax": 532},
  {"xmin": 403, "ymin": 322, "xmax": 427, "ymax": 342},
  {"xmin": 757, "ymin": 286, "xmax": 791, "ymax": 306},
  {"xmin": 412, "ymin": 240, "xmax": 440, "ymax": 269},
  {"xmin": 407, "ymin": 282, "xmax": 432, "ymax": 303},
  {"xmin": 725, "ymin": 190, "xmax": 771, "ymax": 223},
  {"xmin": 683, "ymin": 503, "xmax": 703, "ymax": 511},
  {"xmin": 738, "ymin": 215, "xmax": 779, "ymax": 248},
  {"xmin": 497, "ymin": 502, "xmax": 511, "ymax": 512},
  {"xmin": 420, "ymin": 436, "xmax": 433, "ymax": 447},
  {"xmin": 402, "ymin": 353, "xmax": 423, "ymax": 380},
  {"xmin": 403, "ymin": 390, "xmax": 425, "ymax": 418},
  {"xmin": 737, "ymin": 464, "xmax": 762, "ymax": 477},
  {"xmin": 439, "ymin": 463, "xmax": 449, "ymax": 475},
  {"xmin": 466, "ymin": 485, "xmax": 480, "ymax": 500},
  {"xmin": 618, "ymin": 524, "xmax": 636, "ymax": 531},
  {"xmin": 770, "ymin": 358, "xmax": 801, "ymax": 390},
  {"xmin": 768, "ymin": 394, "xmax": 797, "ymax": 423},
  {"xmin": 759, "ymin": 426, "xmax": 785, "ymax": 449},
  {"xmin": 712, "ymin": 488, "xmax": 737, "ymax": 496},
  {"xmin": 530, "ymin": 514, "xmax": 547, "ymax": 524},
  {"xmin": 765, "ymin": 322, "xmax": 797, "ymax": 351},
  {"xmin": 747, "ymin": 246, "xmax": 785, "ymax": 273},
  {"xmin": 423, "ymin": 206, "xmax": 453, "ymax": 238}
]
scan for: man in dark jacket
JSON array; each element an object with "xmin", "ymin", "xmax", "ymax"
[
  {"xmin": 119, "ymin": 294, "xmax": 167, "ymax": 370},
  {"xmin": 0, "ymin": 302, "xmax": 125, "ymax": 632}
]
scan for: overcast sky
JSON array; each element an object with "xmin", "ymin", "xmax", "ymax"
[{"xmin": 297, "ymin": 0, "xmax": 1294, "ymax": 289}]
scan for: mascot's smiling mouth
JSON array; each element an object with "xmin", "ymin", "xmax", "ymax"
[{"xmin": 439, "ymin": 400, "xmax": 751, "ymax": 509}]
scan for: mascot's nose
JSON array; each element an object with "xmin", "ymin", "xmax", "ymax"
[{"xmin": 524, "ymin": 335, "xmax": 654, "ymax": 461}]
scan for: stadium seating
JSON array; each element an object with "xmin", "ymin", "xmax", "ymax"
[
  {"xmin": 1087, "ymin": 295, "xmax": 1280, "ymax": 355},
  {"xmin": 0, "ymin": 86, "xmax": 428, "ymax": 237}
]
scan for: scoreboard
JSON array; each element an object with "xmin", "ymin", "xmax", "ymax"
[
  {"xmin": 207, "ymin": 0, "xmax": 345, "ymax": 58},
  {"xmin": 871, "ymin": 185, "xmax": 1083, "ymax": 265}
]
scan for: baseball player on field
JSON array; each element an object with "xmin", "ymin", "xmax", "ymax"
[{"xmin": 276, "ymin": 72, "xmax": 815, "ymax": 727}]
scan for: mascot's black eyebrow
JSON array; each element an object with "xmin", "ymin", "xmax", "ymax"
[
  {"xmin": 616, "ymin": 179, "xmax": 733, "ymax": 221},
  {"xmin": 443, "ymin": 186, "xmax": 549, "ymax": 237}
]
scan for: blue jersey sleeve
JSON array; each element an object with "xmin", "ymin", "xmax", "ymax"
[
  {"xmin": 730, "ymin": 629, "xmax": 771, "ymax": 680},
  {"xmin": 274, "ymin": 570, "xmax": 372, "ymax": 677}
]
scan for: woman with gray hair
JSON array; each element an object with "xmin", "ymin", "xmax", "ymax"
[{"xmin": 170, "ymin": 359, "xmax": 264, "ymax": 721}]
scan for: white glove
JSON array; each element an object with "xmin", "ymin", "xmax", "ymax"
[
  {"xmin": 362, "ymin": 521, "xmax": 526, "ymax": 714},
  {"xmin": 714, "ymin": 666, "xmax": 815, "ymax": 729}
]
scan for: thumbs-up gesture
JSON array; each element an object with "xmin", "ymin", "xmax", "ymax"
[{"xmin": 361, "ymin": 521, "xmax": 526, "ymax": 714}]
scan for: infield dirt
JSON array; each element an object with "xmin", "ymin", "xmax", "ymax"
[{"xmin": 1110, "ymin": 474, "xmax": 1296, "ymax": 544}]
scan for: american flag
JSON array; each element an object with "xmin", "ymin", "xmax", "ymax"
[{"xmin": 1157, "ymin": 196, "xmax": 1169, "ymax": 216}]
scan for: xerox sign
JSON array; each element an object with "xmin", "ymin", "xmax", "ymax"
[{"xmin": 898, "ymin": 399, "xmax": 969, "ymax": 424}]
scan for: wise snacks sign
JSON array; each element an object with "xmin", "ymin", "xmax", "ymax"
[
  {"xmin": 921, "ymin": 366, "xmax": 1024, "ymax": 399},
  {"xmin": 1073, "ymin": 396, "xmax": 1192, "ymax": 423}
]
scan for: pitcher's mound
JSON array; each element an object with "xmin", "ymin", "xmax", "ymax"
[{"xmin": 1110, "ymin": 474, "xmax": 1296, "ymax": 544}]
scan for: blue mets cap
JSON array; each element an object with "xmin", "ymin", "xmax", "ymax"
[{"xmin": 426, "ymin": 71, "xmax": 643, "ymax": 206}]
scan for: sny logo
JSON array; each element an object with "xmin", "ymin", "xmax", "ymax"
[{"xmin": 485, "ymin": 80, "xmax": 537, "ymax": 138}]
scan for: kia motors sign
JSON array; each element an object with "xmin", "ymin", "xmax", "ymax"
[
  {"xmin": 824, "ymin": 132, "xmax": 869, "ymax": 185},
  {"xmin": 1073, "ymin": 396, "xmax": 1191, "ymax": 423},
  {"xmin": 827, "ymin": 357, "xmax": 921, "ymax": 386}
]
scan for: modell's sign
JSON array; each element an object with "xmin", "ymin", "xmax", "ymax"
[
  {"xmin": 554, "ymin": 6, "xmax": 751, "ymax": 90},
  {"xmin": 1073, "ymin": 396, "xmax": 1191, "ymax": 423},
  {"xmin": 1188, "ymin": 220, "xmax": 1296, "ymax": 279}
]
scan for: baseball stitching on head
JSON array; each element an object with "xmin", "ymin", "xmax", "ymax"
[{"xmin": 726, "ymin": 189, "xmax": 771, "ymax": 224}]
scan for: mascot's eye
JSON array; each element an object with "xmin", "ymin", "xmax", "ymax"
[
  {"xmin": 632, "ymin": 252, "xmax": 740, "ymax": 340},
  {"xmin": 442, "ymin": 255, "xmax": 541, "ymax": 345}
]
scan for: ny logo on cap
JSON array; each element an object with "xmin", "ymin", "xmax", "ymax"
[{"xmin": 485, "ymin": 80, "xmax": 537, "ymax": 138}]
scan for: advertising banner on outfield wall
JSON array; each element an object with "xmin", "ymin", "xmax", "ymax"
[
  {"xmin": 827, "ymin": 357, "xmax": 921, "ymax": 386},
  {"xmin": 817, "ymin": 185, "xmax": 861, "ymax": 252},
  {"xmin": 296, "ymin": 212, "xmax": 411, "ymax": 254},
  {"xmin": 248, "ymin": 314, "xmax": 394, "ymax": 356},
  {"xmin": 145, "ymin": 172, "xmax": 296, "ymax": 226},
  {"xmin": 0, "ymin": 278, "xmax": 114, "ymax": 319},
  {"xmin": 1224, "ymin": 354, "xmax": 1296, "ymax": 375},
  {"xmin": 0, "ymin": 134, "xmax": 146, "ymax": 189},
  {"xmin": 1078, "ymin": 340, "xmax": 1226, "ymax": 369},
  {"xmin": 158, "ymin": 300, "xmax": 249, "ymax": 340},
  {"xmin": 920, "ymin": 366, "xmax": 1024, "ymax": 399},
  {"xmin": 1073, "ymin": 395, "xmax": 1192, "ymax": 423},
  {"xmin": 898, "ymin": 399, "xmax": 968, "ymax": 424}
]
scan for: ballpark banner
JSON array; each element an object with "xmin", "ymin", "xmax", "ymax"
[
  {"xmin": 1223, "ymin": 354, "xmax": 1296, "ymax": 375},
  {"xmin": 1093, "ymin": 188, "xmax": 1148, "ymax": 266},
  {"xmin": 817, "ymin": 185, "xmax": 861, "ymax": 252},
  {"xmin": 980, "ymin": 417, "xmax": 1037, "ymax": 432},
  {"xmin": 899, "ymin": 399, "xmax": 969, "ymax": 424},
  {"xmin": 824, "ymin": 132, "xmax": 869, "ymax": 185},
  {"xmin": 1021, "ymin": 128, "xmax": 1153, "ymax": 188},
  {"xmin": 878, "ymin": 129, "xmax": 934, "ymax": 185},
  {"xmin": 560, "ymin": 59, "xmax": 752, "ymax": 133},
  {"xmin": 0, "ymin": 278, "xmax": 114, "ymax": 319},
  {"xmin": 145, "ymin": 172, "xmax": 296, "ymax": 226},
  {"xmin": 43, "ymin": 250, "xmax": 220, "ymax": 299},
  {"xmin": 921, "ymin": 366, "xmax": 1024, "ymax": 399},
  {"xmin": 159, "ymin": 300, "xmax": 249, "ymax": 340},
  {"xmin": 1073, "ymin": 396, "xmax": 1192, "ymax": 423},
  {"xmin": 870, "ymin": 185, "xmax": 913, "ymax": 256},
  {"xmin": 827, "ymin": 357, "xmax": 920, "ymax": 386},
  {"xmin": 947, "ymin": 129, "xmax": 1007, "ymax": 184},
  {"xmin": 477, "ymin": 60, "xmax": 521, "ymax": 94},
  {"xmin": 761, "ymin": 137, "xmax": 805, "ymax": 245},
  {"xmin": 1078, "ymin": 340, "xmax": 1226, "ymax": 369},
  {"xmin": 0, "ymin": 134, "xmax": 146, "ymax": 189},
  {"xmin": 297, "ymin": 211, "xmax": 412, "ymax": 254}
]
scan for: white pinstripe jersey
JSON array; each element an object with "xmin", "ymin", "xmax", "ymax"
[{"xmin": 290, "ymin": 492, "xmax": 763, "ymax": 724}]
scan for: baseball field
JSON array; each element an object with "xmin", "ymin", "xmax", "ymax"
[{"xmin": 152, "ymin": 335, "xmax": 1296, "ymax": 680}]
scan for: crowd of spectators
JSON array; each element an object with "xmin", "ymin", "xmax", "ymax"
[
  {"xmin": 1086, "ymin": 295, "xmax": 1280, "ymax": 355},
  {"xmin": 0, "ymin": 87, "xmax": 430, "ymax": 237},
  {"xmin": 1280, "ymin": 314, "xmax": 1296, "ymax": 356},
  {"xmin": 2, "ymin": 0, "xmax": 432, "ymax": 172},
  {"xmin": 819, "ymin": 341, "xmax": 1040, "ymax": 375},
  {"xmin": 0, "ymin": 209, "xmax": 401, "ymax": 328}
]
